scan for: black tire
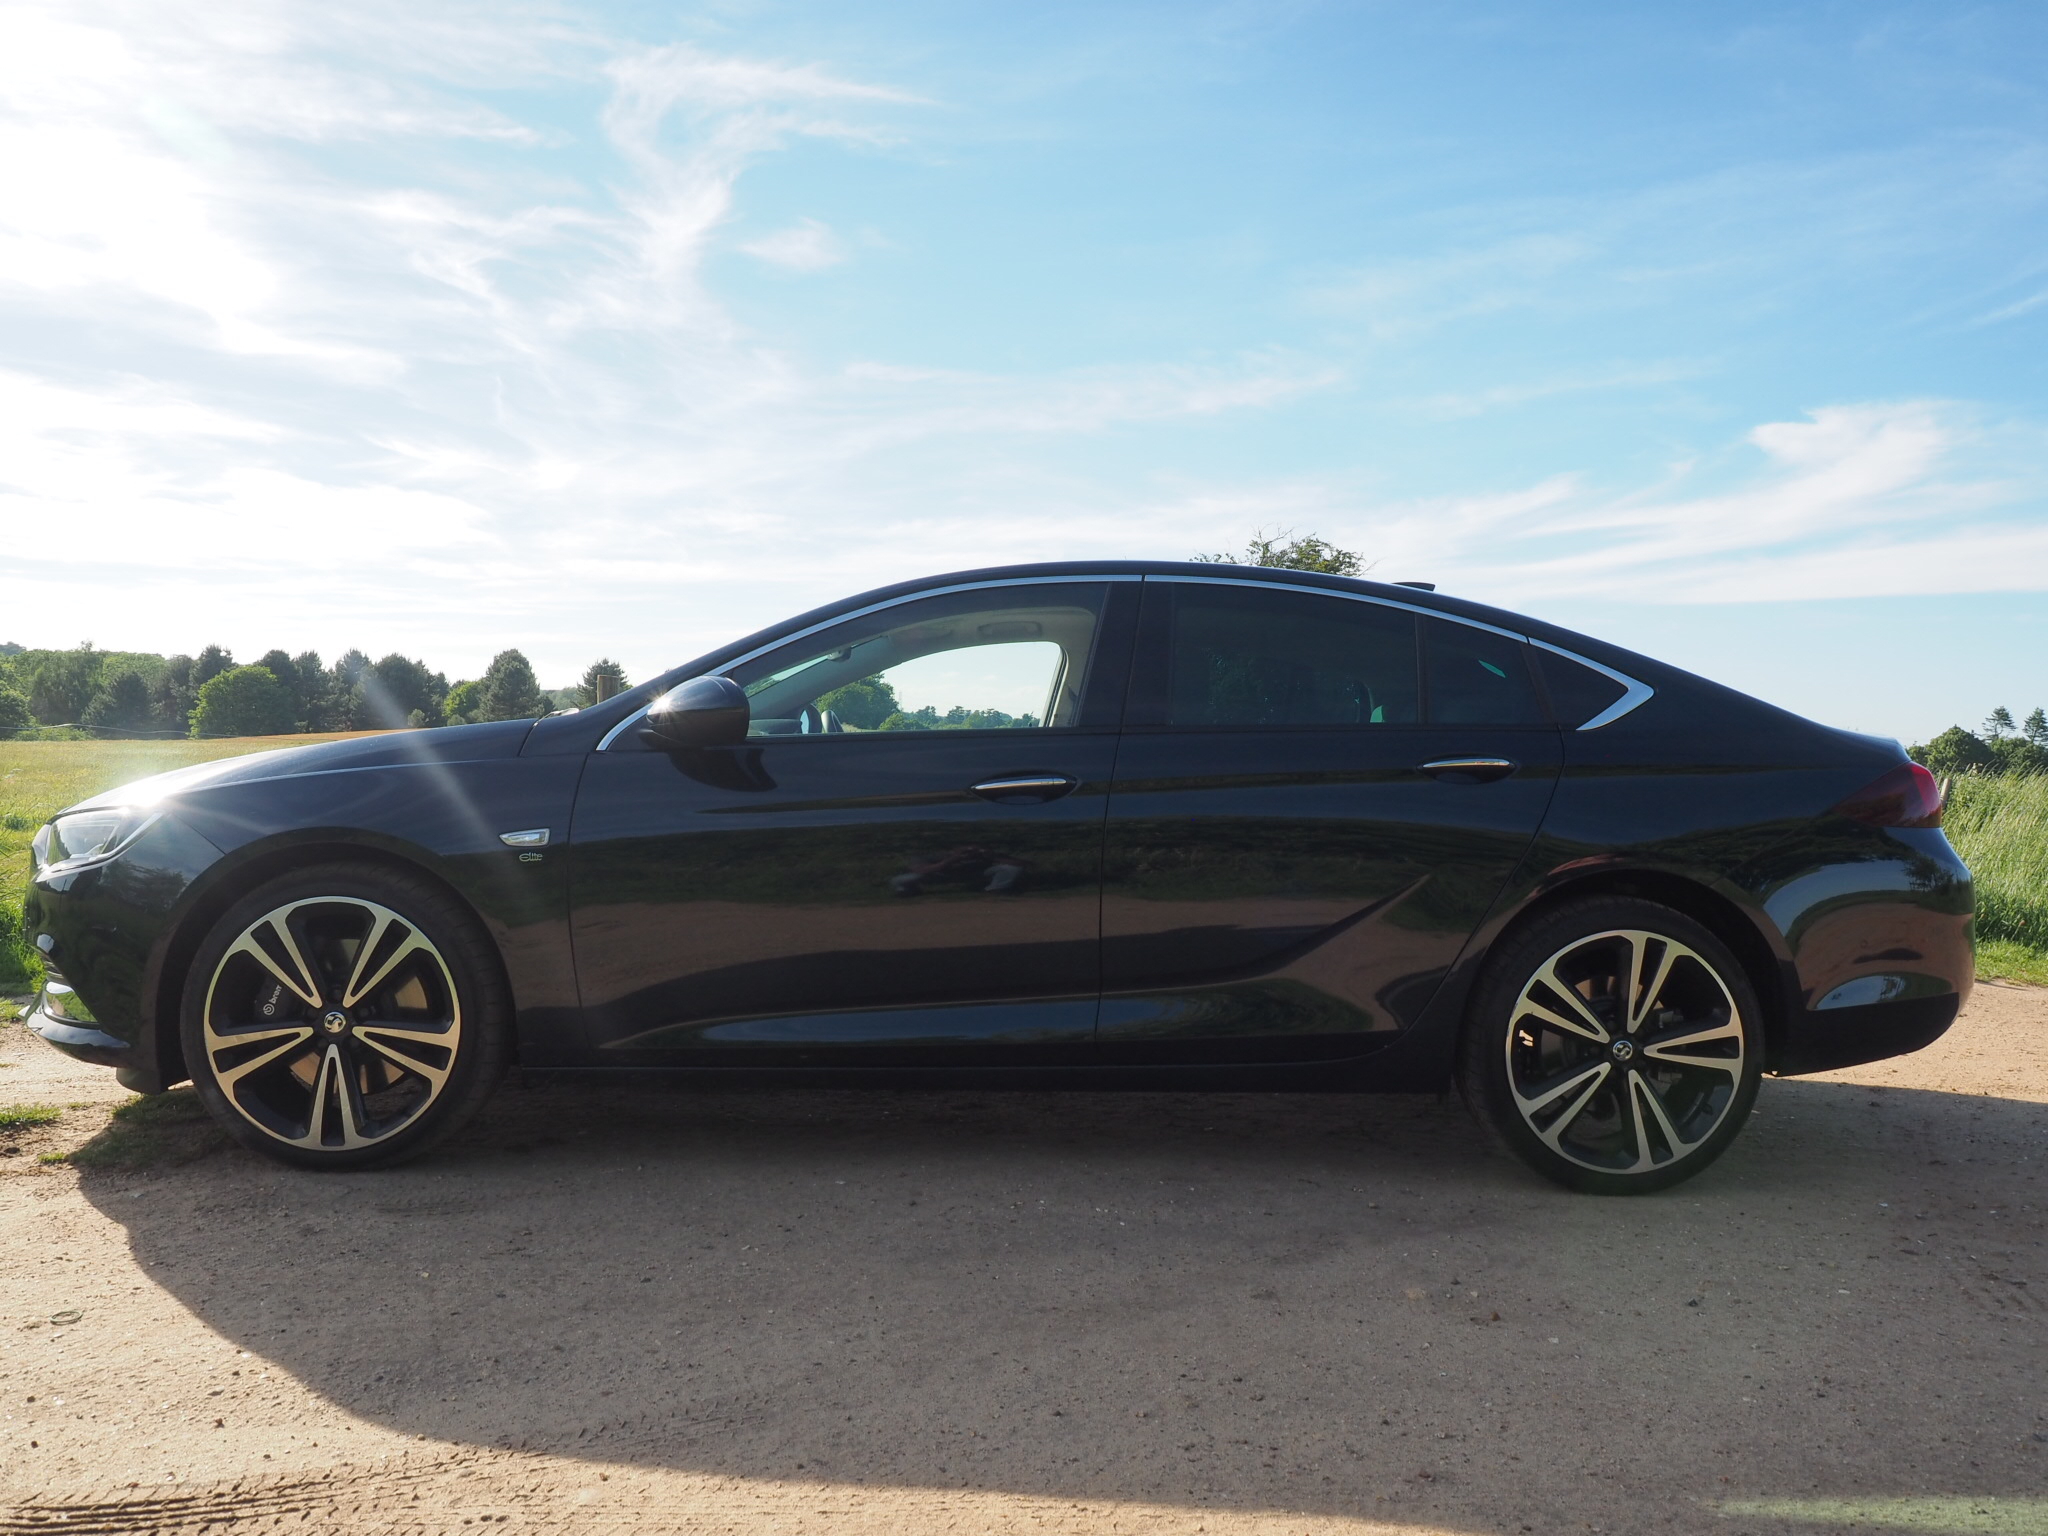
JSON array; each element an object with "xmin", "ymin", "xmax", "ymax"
[
  {"xmin": 1457, "ymin": 897, "xmax": 1763, "ymax": 1194},
  {"xmin": 179, "ymin": 862, "xmax": 511, "ymax": 1170}
]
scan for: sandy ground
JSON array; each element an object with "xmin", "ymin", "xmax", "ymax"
[{"xmin": 1, "ymin": 987, "xmax": 2043, "ymax": 1536}]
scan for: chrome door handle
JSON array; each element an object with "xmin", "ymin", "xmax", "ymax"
[
  {"xmin": 970, "ymin": 774, "xmax": 1078, "ymax": 804},
  {"xmin": 1418, "ymin": 757, "xmax": 1518, "ymax": 783}
]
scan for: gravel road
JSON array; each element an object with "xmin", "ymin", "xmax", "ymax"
[{"xmin": 3, "ymin": 985, "xmax": 2043, "ymax": 1535}]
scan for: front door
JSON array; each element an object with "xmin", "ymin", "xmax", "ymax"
[
  {"xmin": 1099, "ymin": 577, "xmax": 1562, "ymax": 1062},
  {"xmin": 568, "ymin": 580, "xmax": 1135, "ymax": 1064}
]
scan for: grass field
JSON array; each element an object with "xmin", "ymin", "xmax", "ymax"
[
  {"xmin": 1942, "ymin": 771, "xmax": 2048, "ymax": 986},
  {"xmin": 0, "ymin": 734, "xmax": 385, "ymax": 984},
  {"xmin": 3, "ymin": 737, "xmax": 2045, "ymax": 989}
]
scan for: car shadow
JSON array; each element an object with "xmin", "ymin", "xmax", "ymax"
[{"xmin": 76, "ymin": 1073, "xmax": 2047, "ymax": 1532}]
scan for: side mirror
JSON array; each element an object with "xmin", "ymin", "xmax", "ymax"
[{"xmin": 638, "ymin": 676, "xmax": 749, "ymax": 751}]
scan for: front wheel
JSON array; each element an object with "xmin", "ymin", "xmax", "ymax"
[
  {"xmin": 1458, "ymin": 898, "xmax": 1763, "ymax": 1194},
  {"xmin": 180, "ymin": 863, "xmax": 510, "ymax": 1169}
]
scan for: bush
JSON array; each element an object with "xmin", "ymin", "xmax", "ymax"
[
  {"xmin": 444, "ymin": 679, "xmax": 484, "ymax": 723},
  {"xmin": 190, "ymin": 666, "xmax": 297, "ymax": 738},
  {"xmin": 1912, "ymin": 726, "xmax": 1998, "ymax": 777},
  {"xmin": 1910, "ymin": 722, "xmax": 2048, "ymax": 779},
  {"xmin": 0, "ymin": 683, "xmax": 29, "ymax": 736},
  {"xmin": 1193, "ymin": 529, "xmax": 1368, "ymax": 575},
  {"xmin": 816, "ymin": 677, "xmax": 899, "ymax": 729},
  {"xmin": 81, "ymin": 670, "xmax": 157, "ymax": 737}
]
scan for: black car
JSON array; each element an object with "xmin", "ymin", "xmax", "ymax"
[{"xmin": 24, "ymin": 562, "xmax": 1971, "ymax": 1191}]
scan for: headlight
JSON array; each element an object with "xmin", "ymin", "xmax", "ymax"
[{"xmin": 31, "ymin": 808, "xmax": 159, "ymax": 876}]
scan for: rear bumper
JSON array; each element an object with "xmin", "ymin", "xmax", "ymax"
[{"xmin": 1774, "ymin": 989, "xmax": 1961, "ymax": 1077}]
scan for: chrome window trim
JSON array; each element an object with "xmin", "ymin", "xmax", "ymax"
[
  {"xmin": 597, "ymin": 574, "xmax": 1141, "ymax": 750},
  {"xmin": 1147, "ymin": 572, "xmax": 1528, "ymax": 642},
  {"xmin": 1154, "ymin": 573, "xmax": 1654, "ymax": 731},
  {"xmin": 1528, "ymin": 638, "xmax": 1655, "ymax": 730},
  {"xmin": 599, "ymin": 570, "xmax": 1654, "ymax": 749}
]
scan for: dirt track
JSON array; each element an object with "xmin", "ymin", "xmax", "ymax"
[{"xmin": 2, "ymin": 986, "xmax": 2043, "ymax": 1536}]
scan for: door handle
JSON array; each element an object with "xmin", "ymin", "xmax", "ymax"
[
  {"xmin": 1418, "ymin": 757, "xmax": 1518, "ymax": 783},
  {"xmin": 970, "ymin": 774, "xmax": 1078, "ymax": 804}
]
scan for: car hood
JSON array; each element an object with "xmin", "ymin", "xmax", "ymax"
[{"xmin": 62, "ymin": 720, "xmax": 541, "ymax": 815}]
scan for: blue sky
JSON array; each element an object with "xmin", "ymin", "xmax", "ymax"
[{"xmin": 5, "ymin": 1, "xmax": 2046, "ymax": 740}]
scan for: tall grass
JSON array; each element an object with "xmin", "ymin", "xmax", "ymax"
[
  {"xmin": 0, "ymin": 734, "xmax": 384, "ymax": 985},
  {"xmin": 1942, "ymin": 771, "xmax": 2048, "ymax": 957}
]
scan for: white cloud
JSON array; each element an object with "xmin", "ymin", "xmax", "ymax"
[
  {"xmin": 741, "ymin": 218, "xmax": 847, "ymax": 272},
  {"xmin": 1, "ymin": 1, "xmax": 2042, "ymax": 688},
  {"xmin": 1190, "ymin": 401, "xmax": 2048, "ymax": 609}
]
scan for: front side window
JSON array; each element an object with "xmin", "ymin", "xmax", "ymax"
[
  {"xmin": 1156, "ymin": 583, "xmax": 1421, "ymax": 727},
  {"xmin": 727, "ymin": 584, "xmax": 1108, "ymax": 736}
]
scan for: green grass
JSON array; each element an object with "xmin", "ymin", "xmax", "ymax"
[
  {"xmin": 0, "ymin": 733, "xmax": 386, "ymax": 983},
  {"xmin": 0, "ymin": 1103, "xmax": 61, "ymax": 1131},
  {"xmin": 1943, "ymin": 772, "xmax": 2048, "ymax": 978},
  {"xmin": 1973, "ymin": 937, "xmax": 2048, "ymax": 987}
]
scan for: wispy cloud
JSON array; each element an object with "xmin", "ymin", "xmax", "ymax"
[
  {"xmin": 0, "ymin": 3, "xmax": 1332, "ymax": 670},
  {"xmin": 741, "ymin": 218, "xmax": 847, "ymax": 271},
  {"xmin": 1236, "ymin": 401, "xmax": 2048, "ymax": 607},
  {"xmin": 3, "ymin": 0, "xmax": 2044, "ymax": 690}
]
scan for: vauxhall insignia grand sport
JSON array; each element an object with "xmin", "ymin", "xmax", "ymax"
[{"xmin": 25, "ymin": 563, "xmax": 1972, "ymax": 1192}]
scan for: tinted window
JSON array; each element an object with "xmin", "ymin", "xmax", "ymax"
[
  {"xmin": 1422, "ymin": 618, "xmax": 1545, "ymax": 725},
  {"xmin": 1533, "ymin": 647, "xmax": 1628, "ymax": 727},
  {"xmin": 1160, "ymin": 585, "xmax": 1419, "ymax": 727},
  {"xmin": 728, "ymin": 584, "xmax": 1106, "ymax": 735}
]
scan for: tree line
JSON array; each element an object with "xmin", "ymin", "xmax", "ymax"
[
  {"xmin": 1910, "ymin": 708, "xmax": 2048, "ymax": 779},
  {"xmin": 0, "ymin": 641, "xmax": 629, "ymax": 740}
]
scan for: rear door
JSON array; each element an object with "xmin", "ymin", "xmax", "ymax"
[
  {"xmin": 567, "ymin": 579, "xmax": 1135, "ymax": 1064},
  {"xmin": 1098, "ymin": 577, "xmax": 1561, "ymax": 1062}
]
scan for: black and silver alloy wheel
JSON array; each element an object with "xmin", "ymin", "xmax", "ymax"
[
  {"xmin": 182, "ymin": 865, "xmax": 508, "ymax": 1169},
  {"xmin": 1460, "ymin": 899, "xmax": 1763, "ymax": 1194}
]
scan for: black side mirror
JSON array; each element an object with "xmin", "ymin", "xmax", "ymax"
[{"xmin": 638, "ymin": 676, "xmax": 749, "ymax": 751}]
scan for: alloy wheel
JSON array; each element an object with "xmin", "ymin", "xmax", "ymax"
[
  {"xmin": 200, "ymin": 897, "xmax": 463, "ymax": 1151},
  {"xmin": 1505, "ymin": 928, "xmax": 1746, "ymax": 1176}
]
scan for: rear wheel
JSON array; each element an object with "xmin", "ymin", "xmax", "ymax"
[
  {"xmin": 1458, "ymin": 898, "xmax": 1763, "ymax": 1194},
  {"xmin": 180, "ymin": 864, "xmax": 510, "ymax": 1169}
]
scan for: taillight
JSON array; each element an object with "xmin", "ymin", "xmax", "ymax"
[{"xmin": 1835, "ymin": 762, "xmax": 1944, "ymax": 828}]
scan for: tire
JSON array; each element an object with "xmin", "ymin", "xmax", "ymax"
[
  {"xmin": 179, "ymin": 862, "xmax": 511, "ymax": 1170},
  {"xmin": 1457, "ymin": 897, "xmax": 1763, "ymax": 1195}
]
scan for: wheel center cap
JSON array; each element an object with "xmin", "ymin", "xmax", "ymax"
[
  {"xmin": 319, "ymin": 1009, "xmax": 350, "ymax": 1037},
  {"xmin": 1610, "ymin": 1037, "xmax": 1636, "ymax": 1062}
]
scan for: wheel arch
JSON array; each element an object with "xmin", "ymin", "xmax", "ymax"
[
  {"xmin": 150, "ymin": 838, "xmax": 517, "ymax": 1089},
  {"xmin": 1479, "ymin": 867, "xmax": 1795, "ymax": 1070}
]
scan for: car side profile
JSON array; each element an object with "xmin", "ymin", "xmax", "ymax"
[{"xmin": 24, "ymin": 562, "xmax": 1972, "ymax": 1192}]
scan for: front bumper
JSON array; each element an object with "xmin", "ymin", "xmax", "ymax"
[
  {"xmin": 26, "ymin": 993, "xmax": 136, "ymax": 1068},
  {"xmin": 22, "ymin": 812, "xmax": 226, "ymax": 1093}
]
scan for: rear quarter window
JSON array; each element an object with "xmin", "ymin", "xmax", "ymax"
[{"xmin": 1534, "ymin": 647, "xmax": 1629, "ymax": 727}]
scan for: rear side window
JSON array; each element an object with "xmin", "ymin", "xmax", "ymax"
[
  {"xmin": 1534, "ymin": 647, "xmax": 1628, "ymax": 728},
  {"xmin": 1156, "ymin": 584, "xmax": 1420, "ymax": 727},
  {"xmin": 1422, "ymin": 618, "xmax": 1545, "ymax": 725}
]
